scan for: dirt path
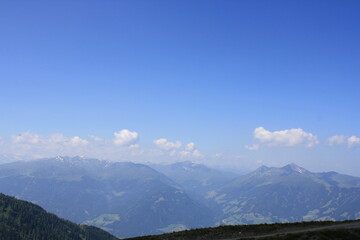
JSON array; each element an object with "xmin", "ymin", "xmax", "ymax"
[{"xmin": 221, "ymin": 221, "xmax": 360, "ymax": 239}]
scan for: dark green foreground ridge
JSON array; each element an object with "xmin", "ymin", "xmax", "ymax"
[
  {"xmin": 0, "ymin": 193, "xmax": 118, "ymax": 240},
  {"xmin": 126, "ymin": 220, "xmax": 360, "ymax": 240}
]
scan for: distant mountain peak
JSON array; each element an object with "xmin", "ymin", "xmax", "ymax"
[
  {"xmin": 54, "ymin": 155, "xmax": 66, "ymax": 161},
  {"xmin": 249, "ymin": 165, "xmax": 271, "ymax": 177},
  {"xmin": 281, "ymin": 163, "xmax": 307, "ymax": 174},
  {"xmin": 255, "ymin": 165, "xmax": 270, "ymax": 173}
]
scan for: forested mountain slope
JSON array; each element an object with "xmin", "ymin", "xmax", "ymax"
[{"xmin": 0, "ymin": 193, "xmax": 118, "ymax": 240}]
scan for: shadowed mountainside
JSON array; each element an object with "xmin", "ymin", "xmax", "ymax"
[{"xmin": 0, "ymin": 193, "xmax": 118, "ymax": 240}]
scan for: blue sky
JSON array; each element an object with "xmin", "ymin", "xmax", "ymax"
[{"xmin": 1, "ymin": 1, "xmax": 360, "ymax": 174}]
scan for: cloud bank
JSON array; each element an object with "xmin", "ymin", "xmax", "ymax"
[
  {"xmin": 1, "ymin": 130, "xmax": 142, "ymax": 162},
  {"xmin": 0, "ymin": 130, "xmax": 204, "ymax": 163},
  {"xmin": 1, "ymin": 127, "xmax": 358, "ymax": 165}
]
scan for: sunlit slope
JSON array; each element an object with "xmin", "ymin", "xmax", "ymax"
[{"xmin": 208, "ymin": 164, "xmax": 360, "ymax": 224}]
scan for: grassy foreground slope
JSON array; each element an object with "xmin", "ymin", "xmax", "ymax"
[
  {"xmin": 258, "ymin": 228, "xmax": 360, "ymax": 240},
  {"xmin": 0, "ymin": 193, "xmax": 118, "ymax": 240},
  {"xmin": 126, "ymin": 220, "xmax": 360, "ymax": 240}
]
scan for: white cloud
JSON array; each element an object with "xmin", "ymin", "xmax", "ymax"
[
  {"xmin": 327, "ymin": 135, "xmax": 360, "ymax": 149},
  {"xmin": 89, "ymin": 135, "xmax": 103, "ymax": 142},
  {"xmin": 152, "ymin": 139, "xmax": 203, "ymax": 159},
  {"xmin": 129, "ymin": 144, "xmax": 139, "ymax": 149},
  {"xmin": 48, "ymin": 133, "xmax": 67, "ymax": 144},
  {"xmin": 113, "ymin": 129, "xmax": 139, "ymax": 146},
  {"xmin": 327, "ymin": 135, "xmax": 346, "ymax": 146},
  {"xmin": 153, "ymin": 138, "xmax": 181, "ymax": 150},
  {"xmin": 254, "ymin": 126, "xmax": 319, "ymax": 147},
  {"xmin": 244, "ymin": 143, "xmax": 260, "ymax": 151},
  {"xmin": 12, "ymin": 132, "xmax": 40, "ymax": 144},
  {"xmin": 69, "ymin": 136, "xmax": 89, "ymax": 146},
  {"xmin": 185, "ymin": 142, "xmax": 195, "ymax": 151},
  {"xmin": 348, "ymin": 136, "xmax": 360, "ymax": 149},
  {"xmin": 179, "ymin": 149, "xmax": 203, "ymax": 158},
  {"xmin": 192, "ymin": 149, "xmax": 203, "ymax": 158},
  {"xmin": 179, "ymin": 142, "xmax": 203, "ymax": 159}
]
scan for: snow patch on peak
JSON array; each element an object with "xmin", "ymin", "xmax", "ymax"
[
  {"xmin": 282, "ymin": 163, "xmax": 307, "ymax": 174},
  {"xmin": 55, "ymin": 156, "xmax": 65, "ymax": 161}
]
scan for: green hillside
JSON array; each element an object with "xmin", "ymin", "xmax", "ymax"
[{"xmin": 0, "ymin": 193, "xmax": 118, "ymax": 240}]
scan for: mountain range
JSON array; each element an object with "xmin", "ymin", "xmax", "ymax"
[
  {"xmin": 0, "ymin": 156, "xmax": 212, "ymax": 238},
  {"xmin": 206, "ymin": 163, "xmax": 360, "ymax": 225},
  {"xmin": 0, "ymin": 156, "xmax": 359, "ymax": 238}
]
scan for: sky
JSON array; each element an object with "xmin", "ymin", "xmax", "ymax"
[{"xmin": 1, "ymin": 0, "xmax": 360, "ymax": 175}]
